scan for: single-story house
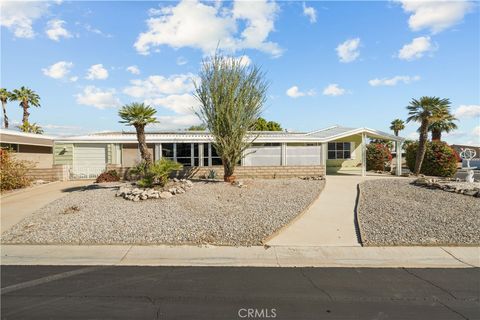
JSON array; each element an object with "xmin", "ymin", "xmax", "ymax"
[
  {"xmin": 0, "ymin": 129, "xmax": 54, "ymax": 168},
  {"xmin": 53, "ymin": 125, "xmax": 404, "ymax": 179}
]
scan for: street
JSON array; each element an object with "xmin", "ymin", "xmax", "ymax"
[{"xmin": 1, "ymin": 266, "xmax": 479, "ymax": 319}]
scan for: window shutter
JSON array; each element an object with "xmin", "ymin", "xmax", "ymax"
[{"xmin": 350, "ymin": 142, "xmax": 356, "ymax": 159}]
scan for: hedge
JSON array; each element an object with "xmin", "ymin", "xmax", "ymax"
[{"xmin": 405, "ymin": 141, "xmax": 458, "ymax": 177}]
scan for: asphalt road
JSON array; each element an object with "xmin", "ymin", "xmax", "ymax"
[{"xmin": 1, "ymin": 266, "xmax": 479, "ymax": 320}]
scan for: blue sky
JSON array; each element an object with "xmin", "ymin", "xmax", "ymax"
[{"xmin": 1, "ymin": 0, "xmax": 479, "ymax": 145}]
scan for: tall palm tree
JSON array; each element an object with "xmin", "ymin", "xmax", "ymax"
[
  {"xmin": 118, "ymin": 103, "xmax": 158, "ymax": 164},
  {"xmin": 10, "ymin": 86, "xmax": 41, "ymax": 126},
  {"xmin": 406, "ymin": 96, "xmax": 451, "ymax": 175},
  {"xmin": 0, "ymin": 88, "xmax": 10, "ymax": 128},
  {"xmin": 428, "ymin": 112, "xmax": 457, "ymax": 141},
  {"xmin": 389, "ymin": 119, "xmax": 405, "ymax": 136}
]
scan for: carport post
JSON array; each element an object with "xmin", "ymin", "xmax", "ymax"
[
  {"xmin": 361, "ymin": 133, "xmax": 367, "ymax": 177},
  {"xmin": 395, "ymin": 141, "xmax": 402, "ymax": 176}
]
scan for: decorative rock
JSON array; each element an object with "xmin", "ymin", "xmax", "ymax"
[{"xmin": 159, "ymin": 191, "xmax": 173, "ymax": 199}]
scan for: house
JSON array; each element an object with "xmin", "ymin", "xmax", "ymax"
[
  {"xmin": 0, "ymin": 129, "xmax": 54, "ymax": 168},
  {"xmin": 53, "ymin": 125, "xmax": 404, "ymax": 179}
]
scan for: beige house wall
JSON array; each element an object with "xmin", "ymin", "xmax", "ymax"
[
  {"xmin": 12, "ymin": 153, "xmax": 53, "ymax": 168},
  {"xmin": 326, "ymin": 134, "xmax": 363, "ymax": 174}
]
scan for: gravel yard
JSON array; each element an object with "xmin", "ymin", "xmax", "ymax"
[
  {"xmin": 358, "ymin": 179, "xmax": 480, "ymax": 246},
  {"xmin": 1, "ymin": 179, "xmax": 324, "ymax": 246}
]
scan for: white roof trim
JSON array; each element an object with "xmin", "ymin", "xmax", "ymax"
[{"xmin": 0, "ymin": 128, "xmax": 56, "ymax": 140}]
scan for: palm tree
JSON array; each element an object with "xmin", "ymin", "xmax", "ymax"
[
  {"xmin": 428, "ymin": 112, "xmax": 457, "ymax": 141},
  {"xmin": 17, "ymin": 121, "xmax": 44, "ymax": 134},
  {"xmin": 389, "ymin": 119, "xmax": 405, "ymax": 136},
  {"xmin": 194, "ymin": 53, "xmax": 268, "ymax": 182},
  {"xmin": 406, "ymin": 96, "xmax": 451, "ymax": 175},
  {"xmin": 118, "ymin": 103, "xmax": 158, "ymax": 164},
  {"xmin": 10, "ymin": 86, "xmax": 41, "ymax": 126},
  {"xmin": 0, "ymin": 88, "xmax": 11, "ymax": 129}
]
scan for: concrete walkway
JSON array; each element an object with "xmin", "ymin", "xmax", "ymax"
[
  {"xmin": 267, "ymin": 175, "xmax": 407, "ymax": 247},
  {"xmin": 1, "ymin": 180, "xmax": 92, "ymax": 233},
  {"xmin": 1, "ymin": 244, "xmax": 478, "ymax": 268}
]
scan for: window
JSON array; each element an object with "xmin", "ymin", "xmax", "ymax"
[
  {"xmin": 328, "ymin": 142, "xmax": 351, "ymax": 159},
  {"xmin": 162, "ymin": 143, "xmax": 174, "ymax": 159},
  {"xmin": 1, "ymin": 143, "xmax": 19, "ymax": 152},
  {"xmin": 211, "ymin": 144, "xmax": 222, "ymax": 165},
  {"xmin": 176, "ymin": 143, "xmax": 192, "ymax": 165}
]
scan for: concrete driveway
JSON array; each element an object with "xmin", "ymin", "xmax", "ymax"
[
  {"xmin": 266, "ymin": 175, "xmax": 406, "ymax": 247},
  {"xmin": 1, "ymin": 180, "xmax": 92, "ymax": 233}
]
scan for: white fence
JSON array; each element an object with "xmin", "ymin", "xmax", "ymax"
[{"xmin": 69, "ymin": 166, "xmax": 106, "ymax": 180}]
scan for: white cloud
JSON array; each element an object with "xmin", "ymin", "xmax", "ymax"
[
  {"xmin": 75, "ymin": 86, "xmax": 121, "ymax": 109},
  {"xmin": 86, "ymin": 64, "xmax": 109, "ymax": 80},
  {"xmin": 322, "ymin": 84, "xmax": 346, "ymax": 96},
  {"xmin": 286, "ymin": 86, "xmax": 315, "ymax": 98},
  {"xmin": 84, "ymin": 24, "xmax": 112, "ymax": 38},
  {"xmin": 397, "ymin": 0, "xmax": 474, "ymax": 34},
  {"xmin": 45, "ymin": 19, "xmax": 72, "ymax": 41},
  {"xmin": 472, "ymin": 126, "xmax": 480, "ymax": 138},
  {"xmin": 454, "ymin": 105, "xmax": 480, "ymax": 118},
  {"xmin": 153, "ymin": 114, "xmax": 201, "ymax": 130},
  {"xmin": 146, "ymin": 94, "xmax": 199, "ymax": 115},
  {"xmin": 42, "ymin": 61, "xmax": 73, "ymax": 79},
  {"xmin": 336, "ymin": 38, "xmax": 360, "ymax": 63},
  {"xmin": 69, "ymin": 76, "xmax": 78, "ymax": 82},
  {"xmin": 369, "ymin": 75, "xmax": 421, "ymax": 87},
  {"xmin": 397, "ymin": 36, "xmax": 436, "ymax": 60},
  {"xmin": 0, "ymin": 1, "xmax": 53, "ymax": 38},
  {"xmin": 134, "ymin": 0, "xmax": 282, "ymax": 57},
  {"xmin": 123, "ymin": 74, "xmax": 196, "ymax": 98},
  {"xmin": 176, "ymin": 56, "xmax": 188, "ymax": 66},
  {"xmin": 302, "ymin": 2, "xmax": 317, "ymax": 23},
  {"xmin": 126, "ymin": 65, "xmax": 140, "ymax": 75}
]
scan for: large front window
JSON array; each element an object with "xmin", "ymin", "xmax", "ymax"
[
  {"xmin": 175, "ymin": 143, "xmax": 192, "ymax": 165},
  {"xmin": 328, "ymin": 142, "xmax": 351, "ymax": 160}
]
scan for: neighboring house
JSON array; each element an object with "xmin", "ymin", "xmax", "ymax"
[
  {"xmin": 54, "ymin": 125, "xmax": 404, "ymax": 178},
  {"xmin": 452, "ymin": 144, "xmax": 480, "ymax": 168},
  {"xmin": 0, "ymin": 129, "xmax": 54, "ymax": 168}
]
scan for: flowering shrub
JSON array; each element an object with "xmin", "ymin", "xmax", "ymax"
[
  {"xmin": 406, "ymin": 141, "xmax": 457, "ymax": 177},
  {"xmin": 366, "ymin": 143, "xmax": 392, "ymax": 171},
  {"xmin": 0, "ymin": 149, "xmax": 33, "ymax": 191}
]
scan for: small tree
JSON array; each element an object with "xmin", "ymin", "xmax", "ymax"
[
  {"xmin": 194, "ymin": 53, "xmax": 268, "ymax": 182},
  {"xmin": 17, "ymin": 121, "xmax": 44, "ymax": 134},
  {"xmin": 389, "ymin": 119, "xmax": 405, "ymax": 136},
  {"xmin": 252, "ymin": 117, "xmax": 282, "ymax": 131},
  {"xmin": 187, "ymin": 124, "xmax": 207, "ymax": 131},
  {"xmin": 405, "ymin": 141, "xmax": 457, "ymax": 177},
  {"xmin": 118, "ymin": 103, "xmax": 157, "ymax": 165}
]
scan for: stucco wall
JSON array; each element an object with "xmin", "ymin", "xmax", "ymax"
[
  {"xmin": 12, "ymin": 153, "xmax": 53, "ymax": 168},
  {"xmin": 326, "ymin": 135, "xmax": 363, "ymax": 173}
]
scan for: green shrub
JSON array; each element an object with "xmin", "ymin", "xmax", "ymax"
[
  {"xmin": 406, "ymin": 141, "xmax": 457, "ymax": 177},
  {"xmin": 366, "ymin": 143, "xmax": 392, "ymax": 171},
  {"xmin": 0, "ymin": 149, "xmax": 33, "ymax": 191},
  {"xmin": 131, "ymin": 159, "xmax": 183, "ymax": 188}
]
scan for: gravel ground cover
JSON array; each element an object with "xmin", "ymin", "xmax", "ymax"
[
  {"xmin": 1, "ymin": 179, "xmax": 324, "ymax": 246},
  {"xmin": 358, "ymin": 179, "xmax": 480, "ymax": 246}
]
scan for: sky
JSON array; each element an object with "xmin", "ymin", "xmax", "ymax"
[{"xmin": 1, "ymin": 0, "xmax": 479, "ymax": 145}]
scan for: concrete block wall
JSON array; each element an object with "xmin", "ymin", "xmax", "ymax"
[{"xmin": 26, "ymin": 165, "xmax": 70, "ymax": 182}]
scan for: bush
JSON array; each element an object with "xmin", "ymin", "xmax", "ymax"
[
  {"xmin": 131, "ymin": 159, "xmax": 183, "ymax": 188},
  {"xmin": 0, "ymin": 149, "xmax": 33, "ymax": 191},
  {"xmin": 95, "ymin": 170, "xmax": 120, "ymax": 183},
  {"xmin": 366, "ymin": 143, "xmax": 392, "ymax": 171},
  {"xmin": 406, "ymin": 141, "xmax": 457, "ymax": 177}
]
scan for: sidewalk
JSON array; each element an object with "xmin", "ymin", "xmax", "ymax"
[
  {"xmin": 1, "ymin": 180, "xmax": 92, "ymax": 233},
  {"xmin": 267, "ymin": 175, "xmax": 404, "ymax": 247},
  {"xmin": 1, "ymin": 244, "xmax": 478, "ymax": 268}
]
